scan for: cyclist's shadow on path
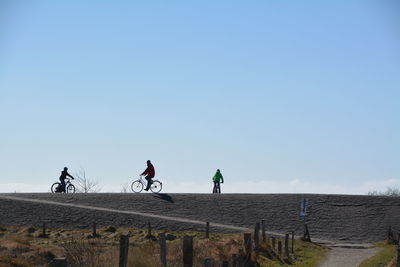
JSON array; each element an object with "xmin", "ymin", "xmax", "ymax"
[{"xmin": 153, "ymin": 193, "xmax": 174, "ymax": 203}]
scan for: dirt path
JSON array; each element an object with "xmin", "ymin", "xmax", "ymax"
[{"xmin": 318, "ymin": 243, "xmax": 377, "ymax": 267}]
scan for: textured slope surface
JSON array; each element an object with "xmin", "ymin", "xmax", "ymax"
[{"xmin": 0, "ymin": 193, "xmax": 399, "ymax": 242}]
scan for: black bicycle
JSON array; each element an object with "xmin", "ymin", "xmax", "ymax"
[{"xmin": 51, "ymin": 178, "xmax": 76, "ymax": 193}]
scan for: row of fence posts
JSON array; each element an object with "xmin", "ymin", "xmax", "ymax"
[
  {"xmin": 397, "ymin": 232, "xmax": 400, "ymax": 267},
  {"xmin": 41, "ymin": 221, "xmax": 99, "ymax": 239},
  {"xmin": 41, "ymin": 221, "xmax": 400, "ymax": 266},
  {"xmin": 117, "ymin": 220, "xmax": 295, "ymax": 267},
  {"xmin": 387, "ymin": 226, "xmax": 400, "ymax": 267},
  {"xmin": 48, "ymin": 220, "xmax": 295, "ymax": 267}
]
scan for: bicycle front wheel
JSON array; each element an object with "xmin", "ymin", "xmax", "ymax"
[
  {"xmin": 51, "ymin": 182, "xmax": 60, "ymax": 193},
  {"xmin": 150, "ymin": 180, "xmax": 162, "ymax": 193},
  {"xmin": 66, "ymin": 184, "xmax": 76, "ymax": 193},
  {"xmin": 131, "ymin": 180, "xmax": 144, "ymax": 193}
]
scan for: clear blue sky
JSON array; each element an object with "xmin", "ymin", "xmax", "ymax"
[{"xmin": 1, "ymin": 1, "xmax": 399, "ymax": 193}]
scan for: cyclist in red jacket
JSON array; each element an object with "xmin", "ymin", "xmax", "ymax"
[{"xmin": 141, "ymin": 160, "xmax": 155, "ymax": 191}]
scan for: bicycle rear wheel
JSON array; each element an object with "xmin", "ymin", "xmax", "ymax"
[
  {"xmin": 150, "ymin": 180, "xmax": 162, "ymax": 193},
  {"xmin": 51, "ymin": 182, "xmax": 60, "ymax": 193},
  {"xmin": 66, "ymin": 184, "xmax": 76, "ymax": 193},
  {"xmin": 131, "ymin": 180, "xmax": 144, "ymax": 193}
]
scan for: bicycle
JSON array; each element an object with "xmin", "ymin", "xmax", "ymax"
[
  {"xmin": 131, "ymin": 175, "xmax": 162, "ymax": 193},
  {"xmin": 51, "ymin": 178, "xmax": 76, "ymax": 193}
]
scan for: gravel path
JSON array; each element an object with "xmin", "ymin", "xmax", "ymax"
[
  {"xmin": 318, "ymin": 243, "xmax": 377, "ymax": 267},
  {"xmin": 0, "ymin": 193, "xmax": 399, "ymax": 242}
]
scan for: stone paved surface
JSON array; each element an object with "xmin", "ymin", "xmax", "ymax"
[{"xmin": 0, "ymin": 193, "xmax": 399, "ymax": 242}]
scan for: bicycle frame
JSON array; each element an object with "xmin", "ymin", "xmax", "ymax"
[
  {"xmin": 59, "ymin": 178, "xmax": 73, "ymax": 192},
  {"xmin": 139, "ymin": 175, "xmax": 151, "ymax": 187},
  {"xmin": 131, "ymin": 175, "xmax": 162, "ymax": 193}
]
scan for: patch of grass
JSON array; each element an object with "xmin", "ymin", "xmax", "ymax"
[
  {"xmin": 259, "ymin": 240, "xmax": 328, "ymax": 267},
  {"xmin": 291, "ymin": 240, "xmax": 328, "ymax": 267},
  {"xmin": 359, "ymin": 241, "xmax": 397, "ymax": 267},
  {"xmin": 27, "ymin": 227, "xmax": 36, "ymax": 234},
  {"xmin": 0, "ymin": 255, "xmax": 34, "ymax": 267},
  {"xmin": 104, "ymin": 226, "xmax": 117, "ymax": 233}
]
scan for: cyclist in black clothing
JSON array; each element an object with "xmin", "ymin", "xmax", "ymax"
[{"xmin": 59, "ymin": 167, "xmax": 74, "ymax": 192}]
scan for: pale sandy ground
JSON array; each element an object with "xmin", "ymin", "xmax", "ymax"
[{"xmin": 318, "ymin": 243, "xmax": 378, "ymax": 267}]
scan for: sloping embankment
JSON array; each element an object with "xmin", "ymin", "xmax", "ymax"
[{"xmin": 0, "ymin": 193, "xmax": 399, "ymax": 242}]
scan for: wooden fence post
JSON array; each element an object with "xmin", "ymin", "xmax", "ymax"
[
  {"xmin": 232, "ymin": 253, "xmax": 238, "ymax": 267},
  {"xmin": 39, "ymin": 222, "xmax": 48, "ymax": 238},
  {"xmin": 261, "ymin": 219, "xmax": 266, "ymax": 242},
  {"xmin": 206, "ymin": 222, "xmax": 210, "ymax": 238},
  {"xmin": 303, "ymin": 224, "xmax": 311, "ymax": 242},
  {"xmin": 204, "ymin": 258, "xmax": 212, "ymax": 267},
  {"xmin": 277, "ymin": 241, "xmax": 282, "ymax": 256},
  {"xmin": 284, "ymin": 233, "xmax": 290, "ymax": 257},
  {"xmin": 243, "ymin": 233, "xmax": 252, "ymax": 265},
  {"xmin": 238, "ymin": 248, "xmax": 244, "ymax": 267},
  {"xmin": 119, "ymin": 234, "xmax": 130, "ymax": 267},
  {"xmin": 254, "ymin": 223, "xmax": 260, "ymax": 250},
  {"xmin": 183, "ymin": 236, "xmax": 193, "ymax": 267},
  {"xmin": 271, "ymin": 237, "xmax": 276, "ymax": 250},
  {"xmin": 397, "ymin": 233, "xmax": 400, "ymax": 267},
  {"xmin": 291, "ymin": 231, "xmax": 295, "ymax": 253},
  {"xmin": 388, "ymin": 226, "xmax": 394, "ymax": 243},
  {"xmin": 244, "ymin": 233, "xmax": 252, "ymax": 255},
  {"xmin": 159, "ymin": 233, "xmax": 167, "ymax": 267},
  {"xmin": 92, "ymin": 222, "xmax": 97, "ymax": 237},
  {"xmin": 148, "ymin": 222, "xmax": 152, "ymax": 237}
]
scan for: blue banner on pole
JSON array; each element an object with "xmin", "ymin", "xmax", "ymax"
[{"xmin": 300, "ymin": 199, "xmax": 308, "ymax": 217}]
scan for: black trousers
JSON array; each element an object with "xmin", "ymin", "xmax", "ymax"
[
  {"xmin": 213, "ymin": 181, "xmax": 221, "ymax": 194},
  {"xmin": 145, "ymin": 175, "xmax": 154, "ymax": 190},
  {"xmin": 59, "ymin": 178, "xmax": 66, "ymax": 192}
]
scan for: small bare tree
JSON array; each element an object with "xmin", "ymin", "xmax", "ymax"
[
  {"xmin": 120, "ymin": 183, "xmax": 130, "ymax": 193},
  {"xmin": 74, "ymin": 168, "xmax": 101, "ymax": 193}
]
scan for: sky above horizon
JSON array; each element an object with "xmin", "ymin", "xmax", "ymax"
[{"xmin": 1, "ymin": 1, "xmax": 399, "ymax": 194}]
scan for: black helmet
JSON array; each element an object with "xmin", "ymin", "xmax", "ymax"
[{"xmin": 64, "ymin": 167, "xmax": 68, "ymax": 171}]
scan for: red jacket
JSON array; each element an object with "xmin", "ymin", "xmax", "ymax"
[{"xmin": 141, "ymin": 162, "xmax": 155, "ymax": 177}]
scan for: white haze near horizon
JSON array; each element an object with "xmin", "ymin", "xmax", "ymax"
[{"xmin": 1, "ymin": 178, "xmax": 399, "ymax": 195}]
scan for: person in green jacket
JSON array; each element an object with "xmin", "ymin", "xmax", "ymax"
[{"xmin": 212, "ymin": 169, "xmax": 224, "ymax": 194}]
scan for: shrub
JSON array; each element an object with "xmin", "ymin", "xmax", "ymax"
[{"xmin": 368, "ymin": 187, "xmax": 400, "ymax": 196}]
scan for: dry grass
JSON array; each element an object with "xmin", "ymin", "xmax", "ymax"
[
  {"xmin": 359, "ymin": 241, "xmax": 397, "ymax": 267},
  {"xmin": 0, "ymin": 225, "xmax": 328, "ymax": 267}
]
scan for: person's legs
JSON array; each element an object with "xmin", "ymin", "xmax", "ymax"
[
  {"xmin": 144, "ymin": 175, "xmax": 154, "ymax": 191},
  {"xmin": 217, "ymin": 182, "xmax": 221, "ymax": 193},
  {"xmin": 212, "ymin": 182, "xmax": 217, "ymax": 193},
  {"xmin": 60, "ymin": 178, "xmax": 66, "ymax": 192}
]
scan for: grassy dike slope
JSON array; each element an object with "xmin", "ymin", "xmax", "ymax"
[{"xmin": 0, "ymin": 193, "xmax": 399, "ymax": 242}]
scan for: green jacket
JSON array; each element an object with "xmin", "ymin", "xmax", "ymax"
[{"xmin": 213, "ymin": 171, "xmax": 224, "ymax": 183}]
